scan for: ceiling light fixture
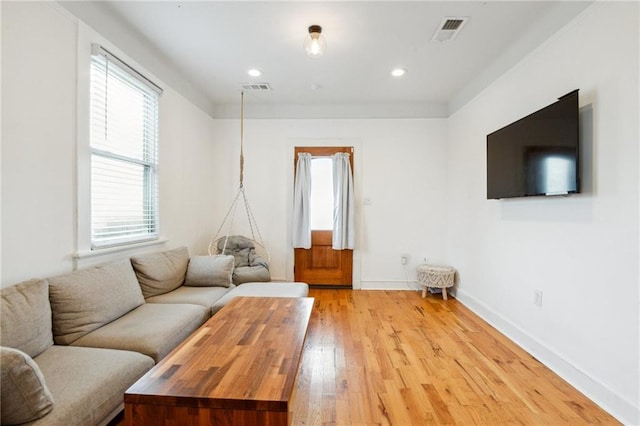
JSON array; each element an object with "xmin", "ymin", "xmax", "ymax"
[
  {"xmin": 303, "ymin": 25, "xmax": 326, "ymax": 58},
  {"xmin": 391, "ymin": 68, "xmax": 407, "ymax": 77},
  {"xmin": 247, "ymin": 68, "xmax": 262, "ymax": 77}
]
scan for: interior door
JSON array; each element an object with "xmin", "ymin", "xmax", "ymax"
[{"xmin": 294, "ymin": 147, "xmax": 353, "ymax": 287}]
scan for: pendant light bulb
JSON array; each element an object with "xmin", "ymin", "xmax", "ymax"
[{"xmin": 303, "ymin": 25, "xmax": 326, "ymax": 58}]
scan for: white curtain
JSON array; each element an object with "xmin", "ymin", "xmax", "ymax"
[
  {"xmin": 292, "ymin": 153, "xmax": 312, "ymax": 248},
  {"xmin": 332, "ymin": 153, "xmax": 355, "ymax": 250}
]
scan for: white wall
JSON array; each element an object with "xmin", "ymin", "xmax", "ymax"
[
  {"xmin": 1, "ymin": 1, "xmax": 4, "ymax": 283},
  {"xmin": 1, "ymin": 2, "xmax": 220, "ymax": 285},
  {"xmin": 211, "ymin": 118, "xmax": 448, "ymax": 287},
  {"xmin": 445, "ymin": 3, "xmax": 639, "ymax": 423},
  {"xmin": 2, "ymin": 2, "xmax": 76, "ymax": 284}
]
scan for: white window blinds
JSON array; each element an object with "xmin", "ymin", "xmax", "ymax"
[{"xmin": 90, "ymin": 44, "xmax": 162, "ymax": 249}]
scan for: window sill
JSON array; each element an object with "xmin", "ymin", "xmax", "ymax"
[{"xmin": 73, "ymin": 238, "xmax": 168, "ymax": 260}]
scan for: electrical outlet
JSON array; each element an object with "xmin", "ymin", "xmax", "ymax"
[
  {"xmin": 534, "ymin": 290, "xmax": 543, "ymax": 308},
  {"xmin": 401, "ymin": 255, "xmax": 408, "ymax": 265}
]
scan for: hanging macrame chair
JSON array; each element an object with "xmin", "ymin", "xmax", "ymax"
[{"xmin": 208, "ymin": 92, "xmax": 271, "ymax": 265}]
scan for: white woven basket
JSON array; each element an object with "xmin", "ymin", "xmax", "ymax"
[{"xmin": 416, "ymin": 265, "xmax": 455, "ymax": 289}]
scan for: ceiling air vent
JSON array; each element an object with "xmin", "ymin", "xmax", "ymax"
[
  {"xmin": 431, "ymin": 17, "xmax": 469, "ymax": 42},
  {"xmin": 241, "ymin": 83, "xmax": 272, "ymax": 92}
]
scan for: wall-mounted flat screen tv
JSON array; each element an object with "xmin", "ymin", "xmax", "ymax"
[{"xmin": 486, "ymin": 90, "xmax": 580, "ymax": 200}]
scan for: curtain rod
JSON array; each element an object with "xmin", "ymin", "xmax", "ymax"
[{"xmin": 297, "ymin": 152, "xmax": 352, "ymax": 159}]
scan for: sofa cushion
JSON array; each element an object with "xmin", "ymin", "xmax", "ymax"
[
  {"xmin": 1, "ymin": 346, "xmax": 54, "ymax": 425},
  {"xmin": 233, "ymin": 265, "xmax": 271, "ymax": 285},
  {"xmin": 146, "ymin": 285, "xmax": 234, "ymax": 316},
  {"xmin": 32, "ymin": 345, "xmax": 153, "ymax": 426},
  {"xmin": 47, "ymin": 259, "xmax": 145, "ymax": 345},
  {"xmin": 70, "ymin": 303, "xmax": 208, "ymax": 363},
  {"xmin": 211, "ymin": 282, "xmax": 309, "ymax": 314},
  {"xmin": 0, "ymin": 279, "xmax": 53, "ymax": 358},
  {"xmin": 131, "ymin": 247, "xmax": 190, "ymax": 298},
  {"xmin": 185, "ymin": 255, "xmax": 234, "ymax": 287}
]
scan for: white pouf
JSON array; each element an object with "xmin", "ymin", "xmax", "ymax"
[{"xmin": 417, "ymin": 265, "xmax": 455, "ymax": 300}]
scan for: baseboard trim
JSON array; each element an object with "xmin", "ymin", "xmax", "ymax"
[
  {"xmin": 455, "ymin": 288, "xmax": 639, "ymax": 425},
  {"xmin": 360, "ymin": 280, "xmax": 421, "ymax": 291}
]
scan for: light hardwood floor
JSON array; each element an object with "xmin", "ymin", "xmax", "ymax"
[{"xmin": 290, "ymin": 289, "xmax": 619, "ymax": 425}]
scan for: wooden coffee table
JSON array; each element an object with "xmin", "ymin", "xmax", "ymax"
[{"xmin": 124, "ymin": 296, "xmax": 314, "ymax": 425}]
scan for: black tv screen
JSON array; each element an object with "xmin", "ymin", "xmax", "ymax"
[{"xmin": 486, "ymin": 90, "xmax": 580, "ymax": 200}]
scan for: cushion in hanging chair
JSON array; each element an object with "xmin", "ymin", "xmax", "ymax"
[
  {"xmin": 217, "ymin": 236, "xmax": 270, "ymax": 284},
  {"xmin": 232, "ymin": 265, "xmax": 271, "ymax": 285}
]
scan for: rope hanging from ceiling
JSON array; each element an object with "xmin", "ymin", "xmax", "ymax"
[{"xmin": 208, "ymin": 92, "xmax": 270, "ymax": 262}]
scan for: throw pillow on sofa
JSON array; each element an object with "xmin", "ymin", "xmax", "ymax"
[
  {"xmin": 0, "ymin": 279, "xmax": 53, "ymax": 358},
  {"xmin": 1, "ymin": 346, "xmax": 54, "ymax": 425},
  {"xmin": 131, "ymin": 246, "xmax": 190, "ymax": 298},
  {"xmin": 185, "ymin": 255, "xmax": 234, "ymax": 287}
]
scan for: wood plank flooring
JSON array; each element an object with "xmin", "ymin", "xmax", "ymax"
[{"xmin": 290, "ymin": 289, "xmax": 619, "ymax": 425}]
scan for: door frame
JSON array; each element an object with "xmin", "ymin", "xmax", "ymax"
[
  {"xmin": 293, "ymin": 146, "xmax": 354, "ymax": 169},
  {"xmin": 286, "ymin": 138, "xmax": 362, "ymax": 289},
  {"xmin": 293, "ymin": 147, "xmax": 353, "ymax": 287}
]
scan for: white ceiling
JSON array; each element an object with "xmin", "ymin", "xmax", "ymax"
[{"xmin": 59, "ymin": 1, "xmax": 592, "ymax": 118}]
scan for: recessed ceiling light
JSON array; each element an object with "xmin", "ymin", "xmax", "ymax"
[
  {"xmin": 247, "ymin": 68, "xmax": 262, "ymax": 77},
  {"xmin": 391, "ymin": 68, "xmax": 407, "ymax": 77}
]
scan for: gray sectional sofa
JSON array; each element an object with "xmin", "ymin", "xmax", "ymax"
[{"xmin": 0, "ymin": 247, "xmax": 308, "ymax": 425}]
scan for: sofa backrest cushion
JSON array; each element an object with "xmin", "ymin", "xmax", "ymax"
[
  {"xmin": 130, "ymin": 247, "xmax": 190, "ymax": 298},
  {"xmin": 185, "ymin": 255, "xmax": 234, "ymax": 287},
  {"xmin": 1, "ymin": 346, "xmax": 54, "ymax": 425},
  {"xmin": 0, "ymin": 279, "xmax": 53, "ymax": 358},
  {"xmin": 47, "ymin": 259, "xmax": 144, "ymax": 345}
]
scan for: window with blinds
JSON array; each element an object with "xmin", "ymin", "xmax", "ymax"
[{"xmin": 89, "ymin": 44, "xmax": 162, "ymax": 249}]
